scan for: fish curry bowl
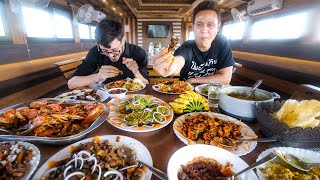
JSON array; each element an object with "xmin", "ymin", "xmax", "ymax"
[{"xmin": 218, "ymin": 86, "xmax": 280, "ymax": 121}]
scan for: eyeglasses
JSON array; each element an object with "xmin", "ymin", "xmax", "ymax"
[{"xmin": 97, "ymin": 44, "xmax": 123, "ymax": 57}]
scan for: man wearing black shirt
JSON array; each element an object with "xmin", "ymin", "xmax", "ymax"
[
  {"xmin": 152, "ymin": 1, "xmax": 235, "ymax": 85},
  {"xmin": 68, "ymin": 19, "xmax": 149, "ymax": 89}
]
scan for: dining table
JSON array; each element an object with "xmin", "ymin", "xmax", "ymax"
[{"xmin": 31, "ymin": 84, "xmax": 271, "ymax": 180}]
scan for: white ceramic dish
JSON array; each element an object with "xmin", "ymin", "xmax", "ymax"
[
  {"xmin": 0, "ymin": 141, "xmax": 40, "ymax": 180},
  {"xmin": 55, "ymin": 89, "xmax": 109, "ymax": 102},
  {"xmin": 107, "ymin": 88, "xmax": 128, "ymax": 99},
  {"xmin": 152, "ymin": 84, "xmax": 194, "ymax": 95},
  {"xmin": 167, "ymin": 144, "xmax": 258, "ymax": 180},
  {"xmin": 107, "ymin": 94, "xmax": 174, "ymax": 132},
  {"xmin": 173, "ymin": 112, "xmax": 257, "ymax": 156},
  {"xmin": 256, "ymin": 147, "xmax": 320, "ymax": 180},
  {"xmin": 33, "ymin": 135, "xmax": 152, "ymax": 180},
  {"xmin": 195, "ymin": 84, "xmax": 229, "ymax": 97}
]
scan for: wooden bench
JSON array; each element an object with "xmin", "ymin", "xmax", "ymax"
[
  {"xmin": 54, "ymin": 58, "xmax": 84, "ymax": 80},
  {"xmin": 0, "ymin": 52, "xmax": 87, "ymax": 109},
  {"xmin": 291, "ymin": 84, "xmax": 320, "ymax": 100}
]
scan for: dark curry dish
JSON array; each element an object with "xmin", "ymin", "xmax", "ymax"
[
  {"xmin": 0, "ymin": 100, "xmax": 105, "ymax": 137},
  {"xmin": 0, "ymin": 142, "xmax": 35, "ymax": 179},
  {"xmin": 178, "ymin": 156, "xmax": 235, "ymax": 180},
  {"xmin": 41, "ymin": 137, "xmax": 145, "ymax": 180}
]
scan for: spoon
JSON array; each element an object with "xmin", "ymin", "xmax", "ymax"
[
  {"xmin": 119, "ymin": 146, "xmax": 168, "ymax": 180},
  {"xmin": 215, "ymin": 137, "xmax": 277, "ymax": 148},
  {"xmin": 0, "ymin": 124, "xmax": 35, "ymax": 135},
  {"xmin": 216, "ymin": 153, "xmax": 276, "ymax": 180},
  {"xmin": 274, "ymin": 150, "xmax": 320, "ymax": 171},
  {"xmin": 244, "ymin": 79, "xmax": 263, "ymax": 99}
]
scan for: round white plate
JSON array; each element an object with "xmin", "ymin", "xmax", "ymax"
[
  {"xmin": 195, "ymin": 84, "xmax": 229, "ymax": 97},
  {"xmin": 55, "ymin": 89, "xmax": 109, "ymax": 102},
  {"xmin": 256, "ymin": 147, "xmax": 320, "ymax": 180},
  {"xmin": 152, "ymin": 84, "xmax": 194, "ymax": 95},
  {"xmin": 173, "ymin": 112, "xmax": 257, "ymax": 156},
  {"xmin": 167, "ymin": 144, "xmax": 258, "ymax": 180},
  {"xmin": 32, "ymin": 135, "xmax": 152, "ymax": 180},
  {"xmin": 0, "ymin": 141, "xmax": 40, "ymax": 180},
  {"xmin": 107, "ymin": 94, "xmax": 174, "ymax": 132}
]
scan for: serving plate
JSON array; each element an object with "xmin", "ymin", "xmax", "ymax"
[
  {"xmin": 195, "ymin": 84, "xmax": 229, "ymax": 96},
  {"xmin": 55, "ymin": 89, "xmax": 109, "ymax": 102},
  {"xmin": 256, "ymin": 147, "xmax": 320, "ymax": 179},
  {"xmin": 152, "ymin": 84, "xmax": 194, "ymax": 95},
  {"xmin": 173, "ymin": 112, "xmax": 257, "ymax": 156},
  {"xmin": 33, "ymin": 135, "xmax": 152, "ymax": 180},
  {"xmin": 107, "ymin": 94, "xmax": 174, "ymax": 132},
  {"xmin": 0, "ymin": 141, "xmax": 40, "ymax": 180},
  {"xmin": 104, "ymin": 78, "xmax": 146, "ymax": 92},
  {"xmin": 167, "ymin": 144, "xmax": 258, "ymax": 180},
  {"xmin": 0, "ymin": 98, "xmax": 109, "ymax": 145}
]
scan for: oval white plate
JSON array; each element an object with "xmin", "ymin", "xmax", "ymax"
[
  {"xmin": 104, "ymin": 82, "xmax": 146, "ymax": 93},
  {"xmin": 173, "ymin": 112, "xmax": 257, "ymax": 156},
  {"xmin": 256, "ymin": 147, "xmax": 320, "ymax": 180},
  {"xmin": 167, "ymin": 144, "xmax": 258, "ymax": 180},
  {"xmin": 0, "ymin": 141, "xmax": 40, "ymax": 180},
  {"xmin": 55, "ymin": 89, "xmax": 109, "ymax": 102},
  {"xmin": 107, "ymin": 94, "xmax": 174, "ymax": 132},
  {"xmin": 32, "ymin": 135, "xmax": 152, "ymax": 180},
  {"xmin": 152, "ymin": 84, "xmax": 194, "ymax": 95}
]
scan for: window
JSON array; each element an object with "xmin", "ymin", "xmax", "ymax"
[
  {"xmin": 53, "ymin": 8, "xmax": 73, "ymax": 38},
  {"xmin": 22, "ymin": 7, "xmax": 54, "ymax": 38},
  {"xmin": 222, "ymin": 21, "xmax": 246, "ymax": 40},
  {"xmin": 251, "ymin": 12, "xmax": 309, "ymax": 40},
  {"xmin": 0, "ymin": 13, "xmax": 4, "ymax": 36},
  {"xmin": 90, "ymin": 26, "xmax": 96, "ymax": 39},
  {"xmin": 21, "ymin": 5, "xmax": 73, "ymax": 41},
  {"xmin": 79, "ymin": 23, "xmax": 90, "ymax": 39}
]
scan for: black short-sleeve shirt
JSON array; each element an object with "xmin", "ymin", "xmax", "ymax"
[
  {"xmin": 174, "ymin": 35, "xmax": 235, "ymax": 81},
  {"xmin": 73, "ymin": 42, "xmax": 149, "ymax": 83}
]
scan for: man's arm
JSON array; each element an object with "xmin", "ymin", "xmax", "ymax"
[
  {"xmin": 152, "ymin": 49, "xmax": 186, "ymax": 77},
  {"xmin": 186, "ymin": 66, "xmax": 233, "ymax": 85},
  {"xmin": 68, "ymin": 74, "xmax": 100, "ymax": 89},
  {"xmin": 68, "ymin": 65, "xmax": 120, "ymax": 89}
]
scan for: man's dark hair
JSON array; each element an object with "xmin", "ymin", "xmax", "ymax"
[
  {"xmin": 192, "ymin": 1, "xmax": 221, "ymax": 24},
  {"xmin": 95, "ymin": 18, "xmax": 124, "ymax": 48}
]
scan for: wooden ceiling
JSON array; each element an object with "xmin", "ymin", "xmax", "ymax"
[{"xmin": 70, "ymin": 0, "xmax": 250, "ymax": 19}]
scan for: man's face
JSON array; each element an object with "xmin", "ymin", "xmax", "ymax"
[
  {"xmin": 98, "ymin": 38, "xmax": 124, "ymax": 62},
  {"xmin": 193, "ymin": 10, "xmax": 221, "ymax": 50}
]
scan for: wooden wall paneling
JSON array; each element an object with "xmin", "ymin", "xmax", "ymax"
[
  {"xmin": 233, "ymin": 51, "xmax": 320, "ymax": 76},
  {"xmin": 235, "ymin": 67, "xmax": 298, "ymax": 95},
  {"xmin": 0, "ymin": 52, "xmax": 87, "ymax": 81},
  {"xmin": 0, "ymin": 76, "xmax": 67, "ymax": 109},
  {"xmin": 128, "ymin": 17, "xmax": 132, "ymax": 44}
]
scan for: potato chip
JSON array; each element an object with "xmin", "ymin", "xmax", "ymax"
[
  {"xmin": 273, "ymin": 99, "xmax": 298, "ymax": 121},
  {"xmin": 275, "ymin": 99, "xmax": 320, "ymax": 128}
]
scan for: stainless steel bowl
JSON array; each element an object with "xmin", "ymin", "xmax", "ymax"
[{"xmin": 0, "ymin": 98, "xmax": 109, "ymax": 145}]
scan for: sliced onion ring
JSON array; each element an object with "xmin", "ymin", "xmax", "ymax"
[
  {"xmin": 64, "ymin": 172, "xmax": 85, "ymax": 180},
  {"xmin": 104, "ymin": 170, "xmax": 124, "ymax": 180},
  {"xmin": 153, "ymin": 112, "xmax": 166, "ymax": 124},
  {"xmin": 156, "ymin": 106, "xmax": 170, "ymax": 116}
]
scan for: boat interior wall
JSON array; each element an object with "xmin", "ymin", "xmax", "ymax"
[{"xmin": 0, "ymin": 52, "xmax": 86, "ymax": 109}]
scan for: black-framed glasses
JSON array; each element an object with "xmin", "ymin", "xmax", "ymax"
[{"xmin": 97, "ymin": 44, "xmax": 122, "ymax": 57}]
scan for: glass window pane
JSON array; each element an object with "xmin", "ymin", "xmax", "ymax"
[
  {"xmin": 0, "ymin": 13, "xmax": 5, "ymax": 36},
  {"xmin": 22, "ymin": 7, "xmax": 54, "ymax": 38},
  {"xmin": 251, "ymin": 12, "xmax": 309, "ymax": 40},
  {"xmin": 222, "ymin": 22, "xmax": 245, "ymax": 40},
  {"xmin": 251, "ymin": 19, "xmax": 273, "ymax": 39},
  {"xmin": 53, "ymin": 10, "xmax": 73, "ymax": 38},
  {"xmin": 91, "ymin": 26, "xmax": 96, "ymax": 39},
  {"xmin": 271, "ymin": 12, "xmax": 308, "ymax": 39},
  {"xmin": 79, "ymin": 23, "xmax": 90, "ymax": 39}
]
